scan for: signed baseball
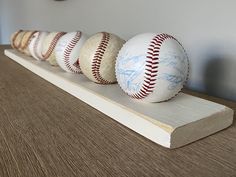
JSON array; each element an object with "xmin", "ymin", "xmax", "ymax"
[
  {"xmin": 55, "ymin": 31, "xmax": 88, "ymax": 73},
  {"xmin": 42, "ymin": 32, "xmax": 66, "ymax": 66},
  {"xmin": 116, "ymin": 33, "xmax": 189, "ymax": 102},
  {"xmin": 28, "ymin": 31, "xmax": 49, "ymax": 60},
  {"xmin": 79, "ymin": 32, "xmax": 125, "ymax": 84}
]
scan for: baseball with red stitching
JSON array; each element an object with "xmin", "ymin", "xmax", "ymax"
[
  {"xmin": 28, "ymin": 31, "xmax": 49, "ymax": 60},
  {"xmin": 18, "ymin": 30, "xmax": 30, "ymax": 53},
  {"xmin": 10, "ymin": 30, "xmax": 23, "ymax": 49},
  {"xmin": 79, "ymin": 32, "xmax": 125, "ymax": 84},
  {"xmin": 55, "ymin": 31, "xmax": 88, "ymax": 73},
  {"xmin": 12, "ymin": 30, "xmax": 27, "ymax": 51},
  {"xmin": 42, "ymin": 32, "xmax": 66, "ymax": 66},
  {"xmin": 19, "ymin": 30, "xmax": 37, "ymax": 56},
  {"xmin": 115, "ymin": 33, "xmax": 189, "ymax": 102}
]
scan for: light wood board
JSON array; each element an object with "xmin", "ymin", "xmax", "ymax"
[{"xmin": 4, "ymin": 49, "xmax": 234, "ymax": 148}]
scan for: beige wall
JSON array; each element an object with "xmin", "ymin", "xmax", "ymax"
[{"xmin": 1, "ymin": 0, "xmax": 236, "ymax": 101}]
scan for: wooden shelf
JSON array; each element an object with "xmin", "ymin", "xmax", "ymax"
[{"xmin": 4, "ymin": 49, "xmax": 234, "ymax": 148}]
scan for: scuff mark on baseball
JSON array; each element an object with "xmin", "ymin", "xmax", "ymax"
[
  {"xmin": 79, "ymin": 32, "xmax": 125, "ymax": 84},
  {"xmin": 42, "ymin": 32, "xmax": 66, "ymax": 66}
]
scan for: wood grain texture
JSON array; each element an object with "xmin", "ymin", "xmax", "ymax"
[{"xmin": 0, "ymin": 45, "xmax": 235, "ymax": 177}]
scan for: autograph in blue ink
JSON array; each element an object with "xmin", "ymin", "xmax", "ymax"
[
  {"xmin": 117, "ymin": 51, "xmax": 188, "ymax": 92},
  {"xmin": 158, "ymin": 52, "xmax": 188, "ymax": 90},
  {"xmin": 158, "ymin": 73, "xmax": 184, "ymax": 90},
  {"xmin": 116, "ymin": 54, "xmax": 145, "ymax": 93}
]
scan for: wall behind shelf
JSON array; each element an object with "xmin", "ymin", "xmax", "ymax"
[
  {"xmin": 0, "ymin": 0, "xmax": 236, "ymax": 101},
  {"xmin": 0, "ymin": 0, "xmax": 2, "ymax": 44}
]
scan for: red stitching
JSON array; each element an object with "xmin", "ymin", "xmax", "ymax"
[
  {"xmin": 91, "ymin": 32, "xmax": 114, "ymax": 84},
  {"xmin": 18, "ymin": 31, "xmax": 29, "ymax": 51},
  {"xmin": 15, "ymin": 31, "xmax": 27, "ymax": 50},
  {"xmin": 63, "ymin": 32, "xmax": 82, "ymax": 74},
  {"xmin": 131, "ymin": 33, "xmax": 173, "ymax": 99},
  {"xmin": 130, "ymin": 33, "xmax": 189, "ymax": 101},
  {"xmin": 42, "ymin": 32, "xmax": 66, "ymax": 60},
  {"xmin": 21, "ymin": 31, "xmax": 37, "ymax": 50}
]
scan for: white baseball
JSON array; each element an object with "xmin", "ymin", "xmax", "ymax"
[
  {"xmin": 55, "ymin": 31, "xmax": 88, "ymax": 73},
  {"xmin": 116, "ymin": 33, "xmax": 189, "ymax": 103},
  {"xmin": 28, "ymin": 31, "xmax": 49, "ymax": 60},
  {"xmin": 79, "ymin": 32, "xmax": 125, "ymax": 84},
  {"xmin": 42, "ymin": 32, "xmax": 66, "ymax": 66}
]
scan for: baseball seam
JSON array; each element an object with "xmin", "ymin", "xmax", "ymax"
[
  {"xmin": 132, "ymin": 33, "xmax": 175, "ymax": 100},
  {"xmin": 21, "ymin": 31, "xmax": 37, "ymax": 50},
  {"xmin": 42, "ymin": 32, "xmax": 66, "ymax": 60},
  {"xmin": 63, "ymin": 32, "xmax": 82, "ymax": 74},
  {"xmin": 91, "ymin": 32, "xmax": 114, "ymax": 84},
  {"xmin": 15, "ymin": 32, "xmax": 27, "ymax": 51},
  {"xmin": 18, "ymin": 31, "xmax": 29, "ymax": 51}
]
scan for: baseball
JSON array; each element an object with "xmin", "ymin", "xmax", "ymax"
[
  {"xmin": 12, "ymin": 30, "xmax": 27, "ymax": 51},
  {"xmin": 28, "ymin": 31, "xmax": 49, "ymax": 60},
  {"xmin": 55, "ymin": 31, "xmax": 88, "ymax": 73},
  {"xmin": 19, "ymin": 31, "xmax": 37, "ymax": 56},
  {"xmin": 79, "ymin": 32, "xmax": 125, "ymax": 84},
  {"xmin": 10, "ymin": 30, "xmax": 23, "ymax": 49},
  {"xmin": 42, "ymin": 32, "xmax": 66, "ymax": 66},
  {"xmin": 115, "ymin": 33, "xmax": 189, "ymax": 103}
]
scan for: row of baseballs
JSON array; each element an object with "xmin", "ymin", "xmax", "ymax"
[{"xmin": 10, "ymin": 30, "xmax": 189, "ymax": 102}]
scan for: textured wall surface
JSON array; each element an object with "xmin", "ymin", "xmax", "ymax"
[
  {"xmin": 0, "ymin": 0, "xmax": 2, "ymax": 43},
  {"xmin": 0, "ymin": 0, "xmax": 236, "ymax": 101}
]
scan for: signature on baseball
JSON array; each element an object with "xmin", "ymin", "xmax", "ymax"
[
  {"xmin": 158, "ymin": 51, "xmax": 188, "ymax": 90},
  {"xmin": 116, "ymin": 54, "xmax": 145, "ymax": 93}
]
